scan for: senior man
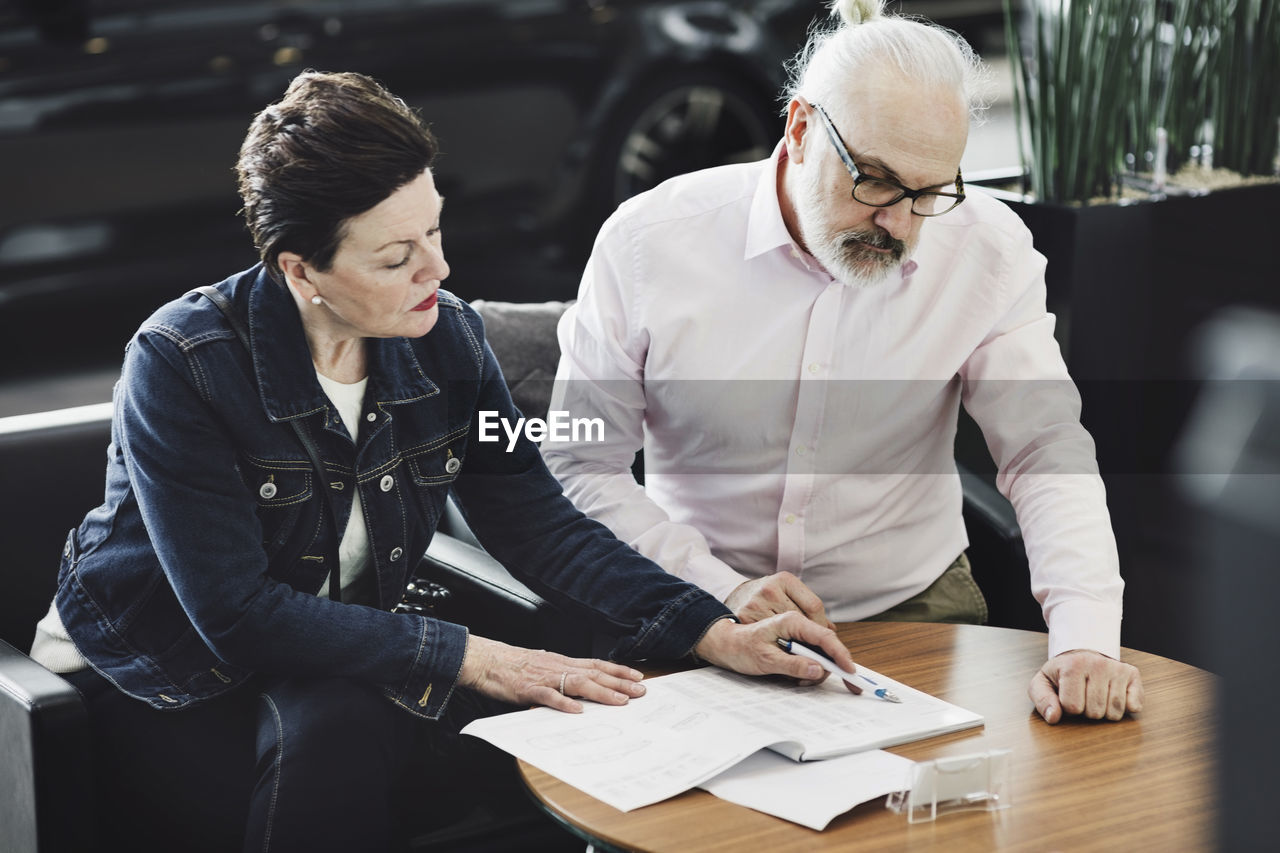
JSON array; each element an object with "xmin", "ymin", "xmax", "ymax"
[{"xmin": 543, "ymin": 0, "xmax": 1142, "ymax": 724}]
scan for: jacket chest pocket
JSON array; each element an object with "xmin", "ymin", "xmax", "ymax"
[
  {"xmin": 404, "ymin": 439, "xmax": 467, "ymax": 530},
  {"xmin": 241, "ymin": 458, "xmax": 313, "ymax": 558},
  {"xmin": 406, "ymin": 443, "xmax": 466, "ymax": 488}
]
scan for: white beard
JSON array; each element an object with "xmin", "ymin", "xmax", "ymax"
[{"xmin": 792, "ymin": 166, "xmax": 908, "ymax": 287}]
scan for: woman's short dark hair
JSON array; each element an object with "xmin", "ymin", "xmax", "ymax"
[{"xmin": 237, "ymin": 70, "xmax": 438, "ymax": 280}]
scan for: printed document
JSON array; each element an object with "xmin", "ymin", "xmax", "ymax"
[{"xmin": 462, "ymin": 665, "xmax": 981, "ymax": 813}]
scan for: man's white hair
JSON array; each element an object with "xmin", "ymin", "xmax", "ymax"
[{"xmin": 784, "ymin": 0, "xmax": 990, "ymax": 120}]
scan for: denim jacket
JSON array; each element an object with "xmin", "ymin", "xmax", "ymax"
[{"xmin": 55, "ymin": 265, "xmax": 730, "ymax": 717}]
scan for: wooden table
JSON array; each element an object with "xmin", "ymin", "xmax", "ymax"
[{"xmin": 519, "ymin": 622, "xmax": 1217, "ymax": 852}]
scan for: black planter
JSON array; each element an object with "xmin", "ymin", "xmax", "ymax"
[
  {"xmin": 980, "ymin": 181, "xmax": 1280, "ymax": 476},
  {"xmin": 971, "ymin": 179, "xmax": 1280, "ymax": 662}
]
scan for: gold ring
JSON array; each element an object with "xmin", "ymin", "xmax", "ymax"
[{"xmin": 558, "ymin": 672, "xmax": 568, "ymax": 696}]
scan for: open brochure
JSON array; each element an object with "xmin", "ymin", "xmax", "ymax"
[{"xmin": 462, "ymin": 664, "xmax": 982, "ymax": 814}]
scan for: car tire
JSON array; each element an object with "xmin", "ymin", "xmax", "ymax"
[{"xmin": 593, "ymin": 70, "xmax": 781, "ymax": 219}]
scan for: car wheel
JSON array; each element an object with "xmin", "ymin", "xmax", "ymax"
[{"xmin": 601, "ymin": 72, "xmax": 780, "ymax": 212}]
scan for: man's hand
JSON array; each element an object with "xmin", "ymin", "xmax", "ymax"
[
  {"xmin": 1029, "ymin": 649, "xmax": 1143, "ymax": 724},
  {"xmin": 692, "ymin": 612, "xmax": 857, "ymax": 690},
  {"xmin": 724, "ymin": 572, "xmax": 836, "ymax": 630}
]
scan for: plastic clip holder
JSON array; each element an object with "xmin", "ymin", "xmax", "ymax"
[{"xmin": 885, "ymin": 749, "xmax": 1012, "ymax": 823}]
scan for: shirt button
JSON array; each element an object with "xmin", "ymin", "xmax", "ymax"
[
  {"xmin": 785, "ymin": 514, "xmax": 797, "ymax": 525},
  {"xmin": 389, "ymin": 547, "xmax": 403, "ymax": 562},
  {"xmin": 445, "ymin": 457, "xmax": 461, "ymax": 474},
  {"xmin": 808, "ymin": 363, "xmax": 821, "ymax": 374},
  {"xmin": 259, "ymin": 482, "xmax": 278, "ymax": 499},
  {"xmin": 380, "ymin": 474, "xmax": 394, "ymax": 492},
  {"xmin": 795, "ymin": 445, "xmax": 808, "ymax": 457},
  {"xmin": 366, "ymin": 412, "xmax": 376, "ymax": 422}
]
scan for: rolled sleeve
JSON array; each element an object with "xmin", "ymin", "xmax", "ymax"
[
  {"xmin": 390, "ymin": 619, "xmax": 469, "ymax": 720},
  {"xmin": 619, "ymin": 586, "xmax": 736, "ymax": 662}
]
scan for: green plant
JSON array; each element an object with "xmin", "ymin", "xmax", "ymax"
[
  {"xmin": 1003, "ymin": 0, "xmax": 1146, "ymax": 203},
  {"xmin": 1003, "ymin": 0, "xmax": 1280, "ymax": 204},
  {"xmin": 1129, "ymin": 0, "xmax": 1215, "ymax": 177},
  {"xmin": 1209, "ymin": 0, "xmax": 1280, "ymax": 175}
]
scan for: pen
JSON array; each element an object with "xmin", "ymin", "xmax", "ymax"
[{"xmin": 776, "ymin": 638, "xmax": 903, "ymax": 703}]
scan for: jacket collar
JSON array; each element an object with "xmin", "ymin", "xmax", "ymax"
[{"xmin": 239, "ymin": 265, "xmax": 439, "ymax": 422}]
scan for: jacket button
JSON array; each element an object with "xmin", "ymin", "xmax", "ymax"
[
  {"xmin": 389, "ymin": 547, "xmax": 403, "ymax": 562},
  {"xmin": 445, "ymin": 457, "xmax": 461, "ymax": 474},
  {"xmin": 63, "ymin": 541, "xmax": 72, "ymax": 558},
  {"xmin": 259, "ymin": 482, "xmax": 278, "ymax": 500},
  {"xmin": 380, "ymin": 474, "xmax": 394, "ymax": 492},
  {"xmin": 366, "ymin": 412, "xmax": 376, "ymax": 422}
]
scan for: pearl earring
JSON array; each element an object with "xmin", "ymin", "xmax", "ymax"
[{"xmin": 311, "ymin": 295, "xmax": 322, "ymax": 306}]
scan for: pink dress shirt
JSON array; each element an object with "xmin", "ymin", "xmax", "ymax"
[{"xmin": 544, "ymin": 145, "xmax": 1123, "ymax": 659}]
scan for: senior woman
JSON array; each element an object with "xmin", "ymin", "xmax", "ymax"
[{"xmin": 28, "ymin": 71, "xmax": 851, "ymax": 851}]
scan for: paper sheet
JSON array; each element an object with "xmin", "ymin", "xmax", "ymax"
[
  {"xmin": 699, "ymin": 748, "xmax": 915, "ymax": 830},
  {"xmin": 462, "ymin": 666, "xmax": 980, "ymax": 813},
  {"xmin": 462, "ymin": 678, "xmax": 781, "ymax": 811}
]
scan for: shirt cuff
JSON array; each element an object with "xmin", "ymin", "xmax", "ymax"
[
  {"xmin": 387, "ymin": 617, "xmax": 469, "ymax": 720},
  {"xmin": 681, "ymin": 553, "xmax": 752, "ymax": 603},
  {"xmin": 1045, "ymin": 598, "xmax": 1123, "ymax": 659}
]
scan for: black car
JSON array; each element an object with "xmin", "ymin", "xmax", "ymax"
[
  {"xmin": 0, "ymin": 0, "xmax": 1007, "ymax": 381},
  {"xmin": 0, "ymin": 0, "xmax": 826, "ymax": 372}
]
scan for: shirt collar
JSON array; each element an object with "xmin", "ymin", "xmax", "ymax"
[
  {"xmin": 743, "ymin": 140, "xmax": 797, "ymax": 262},
  {"xmin": 742, "ymin": 140, "xmax": 920, "ymax": 282}
]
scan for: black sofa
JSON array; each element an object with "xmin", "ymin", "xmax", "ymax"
[
  {"xmin": 0, "ymin": 417, "xmax": 586, "ymax": 852},
  {"xmin": 1, "ymin": 405, "xmax": 107, "ymax": 853},
  {"xmin": 0, "ymin": 299, "xmax": 1035, "ymax": 852}
]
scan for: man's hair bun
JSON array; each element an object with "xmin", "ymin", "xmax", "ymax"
[{"xmin": 831, "ymin": 0, "xmax": 884, "ymax": 27}]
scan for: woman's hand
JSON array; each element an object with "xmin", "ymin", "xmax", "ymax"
[
  {"xmin": 692, "ymin": 612, "xmax": 858, "ymax": 690},
  {"xmin": 459, "ymin": 635, "xmax": 647, "ymax": 713}
]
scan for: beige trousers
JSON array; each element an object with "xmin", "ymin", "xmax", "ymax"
[{"xmin": 864, "ymin": 553, "xmax": 989, "ymax": 625}]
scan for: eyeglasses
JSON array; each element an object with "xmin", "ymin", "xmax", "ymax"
[{"xmin": 810, "ymin": 102, "xmax": 965, "ymax": 217}]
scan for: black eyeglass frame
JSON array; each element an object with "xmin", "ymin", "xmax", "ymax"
[{"xmin": 809, "ymin": 102, "xmax": 965, "ymax": 217}]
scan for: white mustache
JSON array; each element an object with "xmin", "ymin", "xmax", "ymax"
[{"xmin": 841, "ymin": 231, "xmax": 905, "ymax": 258}]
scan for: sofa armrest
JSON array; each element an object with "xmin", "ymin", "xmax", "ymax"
[
  {"xmin": 957, "ymin": 466, "xmax": 1044, "ymax": 632},
  {"xmin": 958, "ymin": 469, "xmax": 1020, "ymax": 541},
  {"xmin": 0, "ymin": 640, "xmax": 94, "ymax": 853},
  {"xmin": 436, "ymin": 495, "xmax": 482, "ymax": 549},
  {"xmin": 418, "ymin": 535, "xmax": 592, "ymax": 656}
]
